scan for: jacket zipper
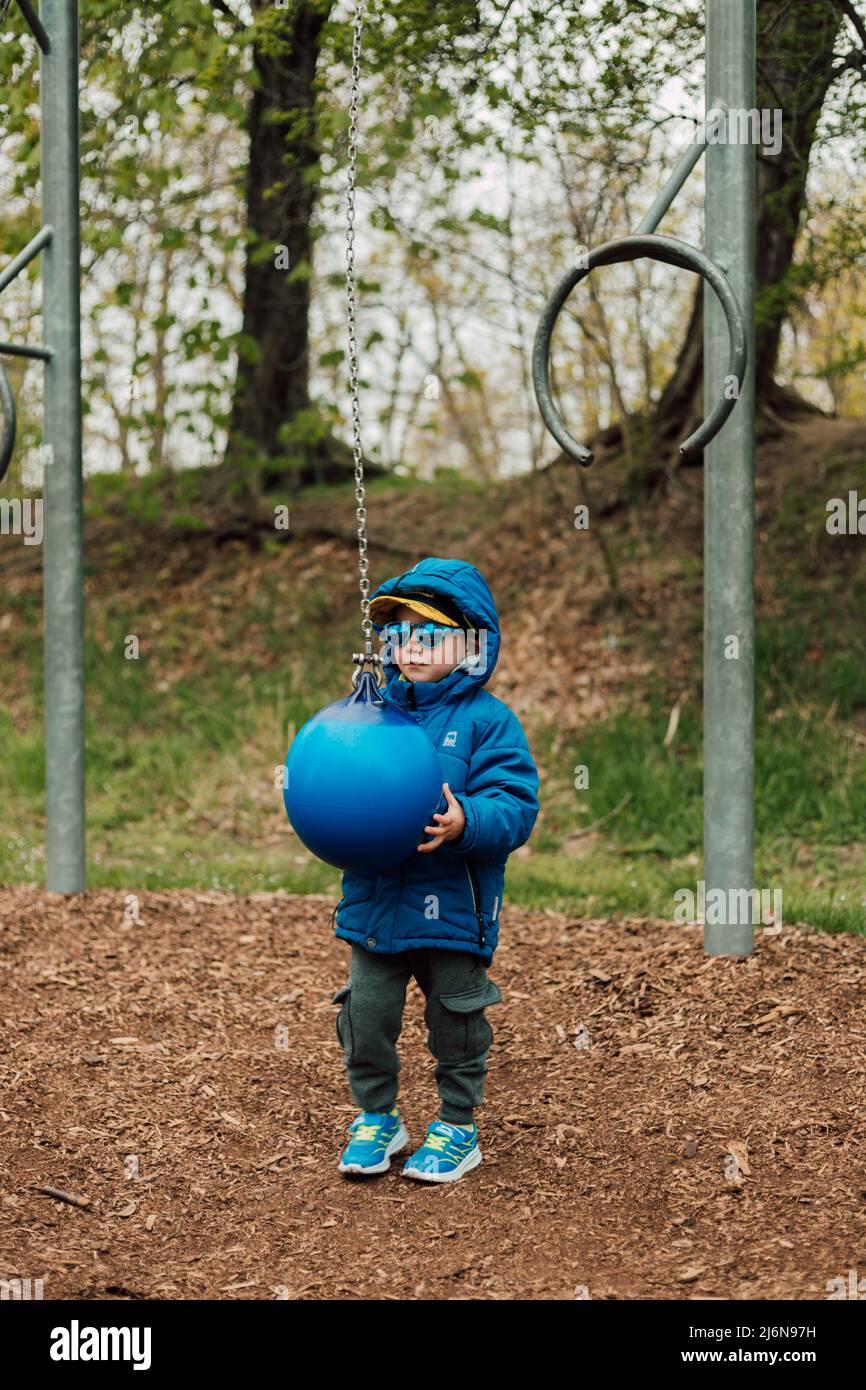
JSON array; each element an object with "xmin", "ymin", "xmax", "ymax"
[
  {"xmin": 406, "ymin": 676, "xmax": 480, "ymax": 944},
  {"xmin": 464, "ymin": 861, "xmax": 485, "ymax": 948}
]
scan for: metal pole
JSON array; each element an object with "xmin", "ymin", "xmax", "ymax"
[
  {"xmin": 41, "ymin": 0, "xmax": 85, "ymax": 891},
  {"xmin": 703, "ymin": 0, "xmax": 755, "ymax": 954}
]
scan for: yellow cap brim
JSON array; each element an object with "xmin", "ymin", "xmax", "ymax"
[{"xmin": 368, "ymin": 595, "xmax": 459, "ymax": 627}]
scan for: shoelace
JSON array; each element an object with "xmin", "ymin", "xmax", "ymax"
[{"xmin": 351, "ymin": 1122, "xmax": 383, "ymax": 1141}]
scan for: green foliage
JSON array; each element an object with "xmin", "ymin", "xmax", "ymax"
[
  {"xmin": 1, "ymin": 0, "xmax": 862, "ymax": 487},
  {"xmin": 452, "ymin": 368, "xmax": 483, "ymax": 390},
  {"xmin": 2, "ymin": 549, "xmax": 863, "ymax": 928}
]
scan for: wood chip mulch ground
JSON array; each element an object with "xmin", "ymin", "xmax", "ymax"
[{"xmin": 1, "ymin": 888, "xmax": 864, "ymax": 1301}]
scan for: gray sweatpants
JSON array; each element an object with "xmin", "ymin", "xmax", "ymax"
[{"xmin": 331, "ymin": 943, "xmax": 503, "ymax": 1125}]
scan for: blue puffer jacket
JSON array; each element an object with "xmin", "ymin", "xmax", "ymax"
[{"xmin": 334, "ymin": 557, "xmax": 539, "ymax": 965}]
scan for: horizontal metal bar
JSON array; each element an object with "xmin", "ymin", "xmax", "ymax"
[
  {"xmin": 16, "ymin": 0, "xmax": 51, "ymax": 53},
  {"xmin": 0, "ymin": 340, "xmax": 54, "ymax": 360},
  {"xmin": 637, "ymin": 102, "xmax": 729, "ymax": 235},
  {"xmin": 0, "ymin": 224, "xmax": 54, "ymax": 293}
]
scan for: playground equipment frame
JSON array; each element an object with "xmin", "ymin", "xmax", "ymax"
[
  {"xmin": 533, "ymin": 0, "xmax": 756, "ymax": 956},
  {"xmin": 2, "ymin": 2, "xmax": 757, "ymax": 955},
  {"xmin": 0, "ymin": 0, "xmax": 84, "ymax": 892}
]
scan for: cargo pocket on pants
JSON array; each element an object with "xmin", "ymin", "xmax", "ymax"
[
  {"xmin": 436, "ymin": 979, "xmax": 502, "ymax": 1063},
  {"xmin": 331, "ymin": 983, "xmax": 354, "ymax": 1061}
]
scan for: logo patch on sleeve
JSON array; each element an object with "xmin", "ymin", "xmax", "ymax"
[{"xmin": 442, "ymin": 730, "xmax": 458, "ymax": 748}]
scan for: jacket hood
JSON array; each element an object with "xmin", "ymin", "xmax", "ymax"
[{"xmin": 369, "ymin": 557, "xmax": 500, "ymax": 707}]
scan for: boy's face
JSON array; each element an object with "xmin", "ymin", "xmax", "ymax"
[{"xmin": 384, "ymin": 604, "xmax": 466, "ymax": 683}]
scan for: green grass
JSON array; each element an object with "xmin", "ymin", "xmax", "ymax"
[
  {"xmin": 2, "ymin": 614, "xmax": 865, "ymax": 932},
  {"xmin": 2, "ymin": 462, "xmax": 865, "ymax": 935}
]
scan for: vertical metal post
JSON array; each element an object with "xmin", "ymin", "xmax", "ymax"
[
  {"xmin": 703, "ymin": 0, "xmax": 755, "ymax": 954},
  {"xmin": 41, "ymin": 0, "xmax": 85, "ymax": 891}
]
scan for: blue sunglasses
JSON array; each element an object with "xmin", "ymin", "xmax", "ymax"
[{"xmin": 379, "ymin": 620, "xmax": 456, "ymax": 648}]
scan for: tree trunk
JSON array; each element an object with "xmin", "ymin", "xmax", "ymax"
[
  {"xmin": 227, "ymin": 0, "xmax": 334, "ymax": 478},
  {"xmin": 652, "ymin": 0, "xmax": 844, "ymax": 451}
]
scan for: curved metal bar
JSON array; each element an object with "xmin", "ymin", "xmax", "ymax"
[
  {"xmin": 532, "ymin": 232, "xmax": 748, "ymax": 466},
  {"xmin": 0, "ymin": 359, "xmax": 16, "ymax": 483}
]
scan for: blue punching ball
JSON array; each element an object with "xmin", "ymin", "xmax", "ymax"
[{"xmin": 283, "ymin": 671, "xmax": 444, "ymax": 873}]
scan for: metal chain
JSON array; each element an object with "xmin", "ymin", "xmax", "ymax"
[{"xmin": 346, "ymin": 0, "xmax": 374, "ymax": 662}]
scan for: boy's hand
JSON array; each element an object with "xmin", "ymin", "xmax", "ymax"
[{"xmin": 417, "ymin": 782, "xmax": 466, "ymax": 852}]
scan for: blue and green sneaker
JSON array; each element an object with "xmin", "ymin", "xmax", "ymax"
[
  {"xmin": 401, "ymin": 1120, "xmax": 482, "ymax": 1183},
  {"xmin": 338, "ymin": 1107, "xmax": 409, "ymax": 1176}
]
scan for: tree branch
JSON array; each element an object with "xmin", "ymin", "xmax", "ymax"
[
  {"xmin": 834, "ymin": 0, "xmax": 866, "ymax": 52},
  {"xmin": 210, "ymin": 0, "xmax": 248, "ymax": 31}
]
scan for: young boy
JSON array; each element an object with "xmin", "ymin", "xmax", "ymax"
[{"xmin": 331, "ymin": 557, "xmax": 539, "ymax": 1183}]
